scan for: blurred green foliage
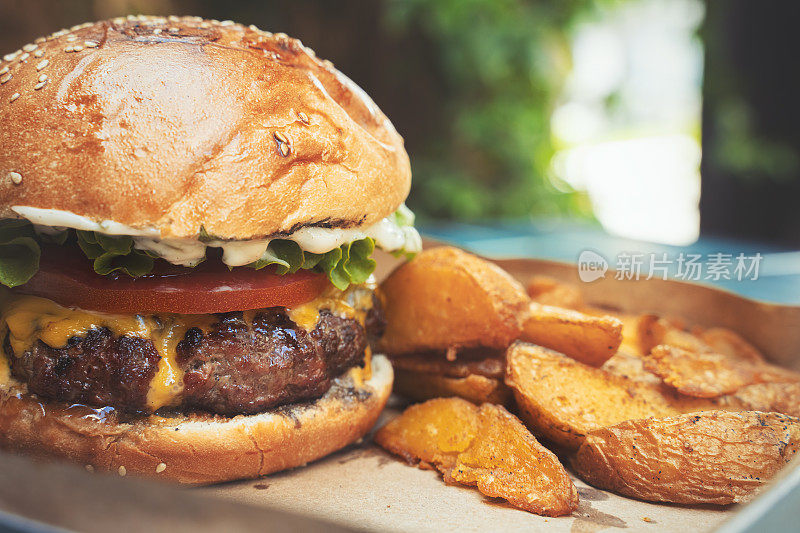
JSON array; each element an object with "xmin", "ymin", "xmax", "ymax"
[{"xmin": 383, "ymin": 0, "xmax": 597, "ymax": 221}]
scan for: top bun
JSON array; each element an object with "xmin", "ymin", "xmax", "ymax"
[{"xmin": 0, "ymin": 16, "xmax": 411, "ymax": 239}]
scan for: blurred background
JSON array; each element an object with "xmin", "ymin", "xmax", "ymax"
[{"xmin": 1, "ymin": 0, "xmax": 798, "ymax": 300}]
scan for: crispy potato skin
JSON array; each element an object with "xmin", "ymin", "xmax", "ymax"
[
  {"xmin": 520, "ymin": 303, "xmax": 622, "ymax": 367},
  {"xmin": 393, "ymin": 369, "xmax": 512, "ymax": 406},
  {"xmin": 505, "ymin": 342, "xmax": 725, "ymax": 450},
  {"xmin": 720, "ymin": 382, "xmax": 800, "ymax": 418},
  {"xmin": 697, "ymin": 328, "xmax": 765, "ymax": 364},
  {"xmin": 636, "ymin": 314, "xmax": 707, "ymax": 355},
  {"xmin": 377, "ymin": 247, "xmax": 529, "ymax": 355},
  {"xmin": 375, "ymin": 398, "xmax": 579, "ymax": 516},
  {"xmin": 574, "ymin": 411, "xmax": 800, "ymax": 505},
  {"xmin": 644, "ymin": 345, "xmax": 800, "ymax": 398},
  {"xmin": 526, "ymin": 276, "xmax": 585, "ymax": 310}
]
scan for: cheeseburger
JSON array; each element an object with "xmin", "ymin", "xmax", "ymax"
[{"xmin": 0, "ymin": 15, "xmax": 419, "ymax": 483}]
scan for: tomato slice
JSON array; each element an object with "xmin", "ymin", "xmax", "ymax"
[{"xmin": 16, "ymin": 246, "xmax": 330, "ymax": 315}]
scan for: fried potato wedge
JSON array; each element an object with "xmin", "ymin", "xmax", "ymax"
[
  {"xmin": 573, "ymin": 411, "xmax": 800, "ymax": 505},
  {"xmin": 721, "ymin": 382, "xmax": 800, "ymax": 418},
  {"xmin": 644, "ymin": 345, "xmax": 800, "ymax": 398},
  {"xmin": 525, "ymin": 276, "xmax": 585, "ymax": 310},
  {"xmin": 393, "ymin": 369, "xmax": 511, "ymax": 406},
  {"xmin": 602, "ymin": 349, "xmax": 800, "ymax": 418},
  {"xmin": 616, "ymin": 313, "xmax": 648, "ymax": 356},
  {"xmin": 377, "ymin": 247, "xmax": 529, "ymax": 355},
  {"xmin": 636, "ymin": 314, "xmax": 709, "ymax": 355},
  {"xmin": 601, "ymin": 350, "xmax": 662, "ymax": 384},
  {"xmin": 520, "ymin": 303, "xmax": 622, "ymax": 367},
  {"xmin": 505, "ymin": 342, "xmax": 722, "ymax": 450},
  {"xmin": 375, "ymin": 398, "xmax": 578, "ymax": 516},
  {"xmin": 697, "ymin": 327, "xmax": 766, "ymax": 363}
]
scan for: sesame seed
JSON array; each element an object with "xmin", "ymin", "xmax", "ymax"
[
  {"xmin": 85, "ymin": 464, "xmax": 95, "ymax": 472},
  {"xmin": 221, "ymin": 20, "xmax": 234, "ymax": 26},
  {"xmin": 274, "ymin": 131, "xmax": 289, "ymax": 144},
  {"xmin": 33, "ymin": 50, "xmax": 44, "ymax": 58},
  {"xmin": 53, "ymin": 30, "xmax": 68, "ymax": 38},
  {"xmin": 113, "ymin": 17, "xmax": 125, "ymax": 25},
  {"xmin": 70, "ymin": 24, "xmax": 83, "ymax": 31},
  {"xmin": 23, "ymin": 44, "xmax": 37, "ymax": 52},
  {"xmin": 65, "ymin": 46, "xmax": 74, "ymax": 53},
  {"xmin": 0, "ymin": 66, "xmax": 7, "ymax": 75},
  {"xmin": 34, "ymin": 80, "xmax": 47, "ymax": 90},
  {"xmin": 84, "ymin": 41, "xmax": 98, "ymax": 48},
  {"xmin": 9, "ymin": 92, "xmax": 20, "ymax": 102},
  {"xmin": 73, "ymin": 45, "xmax": 84, "ymax": 52},
  {"xmin": 66, "ymin": 36, "xmax": 77, "ymax": 42},
  {"xmin": 8, "ymin": 172, "xmax": 22, "ymax": 185},
  {"xmin": 298, "ymin": 111, "xmax": 310, "ymax": 124},
  {"xmin": 38, "ymin": 74, "xmax": 48, "ymax": 82},
  {"xmin": 249, "ymin": 24, "xmax": 259, "ymax": 31},
  {"xmin": 156, "ymin": 463, "xmax": 167, "ymax": 473},
  {"xmin": 118, "ymin": 466, "xmax": 127, "ymax": 476},
  {"xmin": 3, "ymin": 53, "xmax": 17, "ymax": 62},
  {"xmin": 169, "ymin": 27, "xmax": 179, "ymax": 33},
  {"xmin": 153, "ymin": 28, "xmax": 162, "ymax": 35},
  {"xmin": 127, "ymin": 15, "xmax": 137, "ymax": 21},
  {"xmin": 19, "ymin": 53, "xmax": 29, "ymax": 62},
  {"xmin": 35, "ymin": 37, "xmax": 46, "ymax": 44},
  {"xmin": 35, "ymin": 59, "xmax": 49, "ymax": 71},
  {"xmin": 0, "ymin": 73, "xmax": 11, "ymax": 84}
]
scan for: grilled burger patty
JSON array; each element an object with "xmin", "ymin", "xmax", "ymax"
[{"xmin": 7, "ymin": 304, "xmax": 385, "ymax": 415}]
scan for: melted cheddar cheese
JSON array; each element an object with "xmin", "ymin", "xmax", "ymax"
[
  {"xmin": 0, "ymin": 293, "xmax": 214, "ymax": 410},
  {"xmin": 287, "ymin": 284, "xmax": 375, "ymax": 380}
]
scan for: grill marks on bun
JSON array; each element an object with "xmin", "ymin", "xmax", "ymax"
[{"xmin": 0, "ymin": 15, "xmax": 411, "ymax": 240}]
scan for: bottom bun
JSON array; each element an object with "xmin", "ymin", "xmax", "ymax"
[
  {"xmin": 0, "ymin": 355, "xmax": 393, "ymax": 484},
  {"xmin": 393, "ymin": 367, "xmax": 511, "ymax": 406}
]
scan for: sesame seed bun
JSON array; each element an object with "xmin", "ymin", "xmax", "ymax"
[
  {"xmin": 0, "ymin": 16, "xmax": 410, "ymax": 239},
  {"xmin": 0, "ymin": 354, "xmax": 393, "ymax": 484}
]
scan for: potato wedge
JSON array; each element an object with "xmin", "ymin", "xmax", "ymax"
[
  {"xmin": 636, "ymin": 314, "xmax": 709, "ymax": 355},
  {"xmin": 601, "ymin": 350, "xmax": 662, "ymax": 384},
  {"xmin": 375, "ymin": 398, "xmax": 578, "ymax": 516},
  {"xmin": 718, "ymin": 381, "xmax": 800, "ymax": 418},
  {"xmin": 643, "ymin": 345, "xmax": 800, "ymax": 398},
  {"xmin": 377, "ymin": 247, "xmax": 529, "ymax": 355},
  {"xmin": 616, "ymin": 313, "xmax": 648, "ymax": 356},
  {"xmin": 393, "ymin": 369, "xmax": 511, "ymax": 406},
  {"xmin": 520, "ymin": 303, "xmax": 622, "ymax": 367},
  {"xmin": 602, "ymin": 348, "xmax": 800, "ymax": 418},
  {"xmin": 505, "ymin": 342, "xmax": 723, "ymax": 450},
  {"xmin": 697, "ymin": 327, "xmax": 766, "ymax": 363},
  {"xmin": 573, "ymin": 411, "xmax": 800, "ymax": 505},
  {"xmin": 525, "ymin": 276, "xmax": 585, "ymax": 310}
]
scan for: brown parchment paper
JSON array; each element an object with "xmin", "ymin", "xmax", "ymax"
[{"xmin": 202, "ymin": 249, "xmax": 799, "ymax": 532}]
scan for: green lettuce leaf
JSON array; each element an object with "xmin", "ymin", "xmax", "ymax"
[
  {"xmin": 0, "ymin": 220, "xmax": 40, "ymax": 288},
  {"xmin": 247, "ymin": 237, "xmax": 377, "ymax": 290},
  {"xmin": 76, "ymin": 230, "xmax": 154, "ymax": 277}
]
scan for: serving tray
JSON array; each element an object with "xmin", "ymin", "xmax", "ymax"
[{"xmin": 0, "ymin": 250, "xmax": 797, "ymax": 532}]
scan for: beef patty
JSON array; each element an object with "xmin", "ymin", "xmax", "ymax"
[{"xmin": 7, "ymin": 304, "xmax": 384, "ymax": 415}]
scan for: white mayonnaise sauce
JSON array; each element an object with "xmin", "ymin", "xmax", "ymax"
[
  {"xmin": 12, "ymin": 206, "xmax": 160, "ymax": 237},
  {"xmin": 11, "ymin": 205, "xmax": 421, "ymax": 267}
]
